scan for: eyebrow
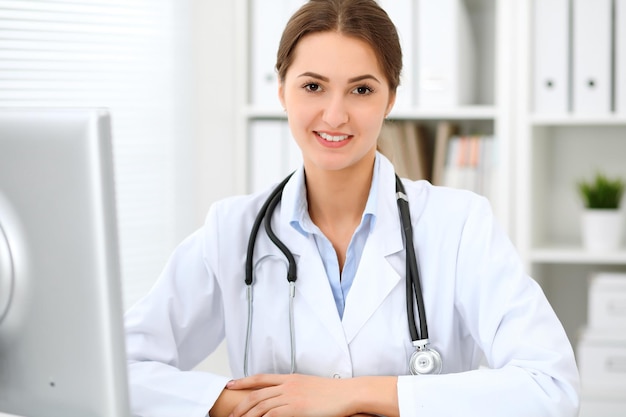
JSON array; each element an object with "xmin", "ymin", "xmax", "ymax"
[{"xmin": 297, "ymin": 72, "xmax": 381, "ymax": 84}]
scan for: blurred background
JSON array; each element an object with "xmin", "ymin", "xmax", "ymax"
[
  {"xmin": 0, "ymin": 1, "xmax": 241, "ymax": 309},
  {"xmin": 1, "ymin": 1, "xmax": 625, "ymax": 414}
]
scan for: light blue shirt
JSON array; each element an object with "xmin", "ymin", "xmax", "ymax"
[{"xmin": 289, "ymin": 155, "xmax": 380, "ymax": 319}]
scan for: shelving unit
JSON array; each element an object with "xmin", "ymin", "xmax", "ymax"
[
  {"xmin": 516, "ymin": 1, "xmax": 626, "ymax": 413},
  {"xmin": 516, "ymin": 0, "xmax": 626, "ymax": 333},
  {"xmin": 238, "ymin": 0, "xmax": 516, "ymax": 233}
]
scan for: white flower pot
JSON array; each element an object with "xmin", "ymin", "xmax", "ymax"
[{"xmin": 581, "ymin": 209, "xmax": 624, "ymax": 251}]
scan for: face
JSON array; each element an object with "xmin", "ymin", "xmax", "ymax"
[{"xmin": 279, "ymin": 31, "xmax": 395, "ymax": 175}]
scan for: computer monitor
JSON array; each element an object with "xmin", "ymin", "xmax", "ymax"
[{"xmin": 0, "ymin": 109, "xmax": 130, "ymax": 417}]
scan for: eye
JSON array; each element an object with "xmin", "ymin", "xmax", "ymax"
[
  {"xmin": 303, "ymin": 83, "xmax": 323, "ymax": 93},
  {"xmin": 352, "ymin": 85, "xmax": 374, "ymax": 95}
]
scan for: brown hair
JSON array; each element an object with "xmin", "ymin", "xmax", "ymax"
[{"xmin": 275, "ymin": 0, "xmax": 402, "ymax": 92}]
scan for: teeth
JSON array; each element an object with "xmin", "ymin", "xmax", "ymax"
[{"xmin": 318, "ymin": 132, "xmax": 349, "ymax": 142}]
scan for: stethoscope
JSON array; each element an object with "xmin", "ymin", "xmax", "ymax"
[{"xmin": 243, "ymin": 172, "xmax": 442, "ymax": 377}]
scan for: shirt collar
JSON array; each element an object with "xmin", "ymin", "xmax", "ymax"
[{"xmin": 289, "ymin": 154, "xmax": 381, "ymax": 236}]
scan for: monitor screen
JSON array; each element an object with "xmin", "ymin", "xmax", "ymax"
[{"xmin": 0, "ymin": 108, "xmax": 130, "ymax": 417}]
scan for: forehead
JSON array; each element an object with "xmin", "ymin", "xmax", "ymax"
[{"xmin": 287, "ymin": 31, "xmax": 385, "ymax": 81}]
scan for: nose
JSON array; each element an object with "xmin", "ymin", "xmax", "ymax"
[{"xmin": 322, "ymin": 94, "xmax": 349, "ymax": 128}]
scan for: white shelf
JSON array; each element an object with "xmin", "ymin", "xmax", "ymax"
[
  {"xmin": 244, "ymin": 105, "xmax": 498, "ymax": 121},
  {"xmin": 530, "ymin": 246, "xmax": 626, "ymax": 265},
  {"xmin": 242, "ymin": 107, "xmax": 284, "ymax": 119},
  {"xmin": 389, "ymin": 105, "xmax": 497, "ymax": 120},
  {"xmin": 531, "ymin": 114, "xmax": 626, "ymax": 126}
]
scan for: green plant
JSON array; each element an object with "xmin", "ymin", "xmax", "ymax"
[{"xmin": 577, "ymin": 172, "xmax": 625, "ymax": 209}]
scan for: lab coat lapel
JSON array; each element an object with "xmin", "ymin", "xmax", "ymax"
[
  {"xmin": 291, "ymin": 241, "xmax": 351, "ymax": 352},
  {"xmin": 342, "ymin": 157, "xmax": 405, "ymax": 344},
  {"xmin": 276, "ymin": 170, "xmax": 350, "ymax": 354}
]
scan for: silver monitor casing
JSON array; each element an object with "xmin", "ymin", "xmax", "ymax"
[{"xmin": 0, "ymin": 108, "xmax": 130, "ymax": 417}]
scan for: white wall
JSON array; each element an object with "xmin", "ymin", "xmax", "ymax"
[
  {"xmin": 189, "ymin": 0, "xmax": 240, "ymax": 377},
  {"xmin": 191, "ymin": 1, "xmax": 244, "ymax": 223}
]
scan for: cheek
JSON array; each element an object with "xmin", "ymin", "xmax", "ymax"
[
  {"xmin": 356, "ymin": 106, "xmax": 386, "ymax": 140},
  {"xmin": 286, "ymin": 108, "xmax": 314, "ymax": 145},
  {"xmin": 286, "ymin": 98, "xmax": 316, "ymax": 130}
]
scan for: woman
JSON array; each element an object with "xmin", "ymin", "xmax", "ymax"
[{"xmin": 124, "ymin": 1, "xmax": 580, "ymax": 416}]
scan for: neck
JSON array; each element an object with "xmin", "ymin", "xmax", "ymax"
[{"xmin": 305, "ymin": 155, "xmax": 375, "ymax": 230}]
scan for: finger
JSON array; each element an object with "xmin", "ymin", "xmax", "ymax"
[
  {"xmin": 227, "ymin": 373, "xmax": 290, "ymax": 390},
  {"xmin": 242, "ymin": 398, "xmax": 288, "ymax": 417},
  {"xmin": 230, "ymin": 386, "xmax": 284, "ymax": 417}
]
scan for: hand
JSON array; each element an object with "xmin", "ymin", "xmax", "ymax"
[
  {"xmin": 209, "ymin": 388, "xmax": 256, "ymax": 417},
  {"xmin": 226, "ymin": 373, "xmax": 357, "ymax": 417}
]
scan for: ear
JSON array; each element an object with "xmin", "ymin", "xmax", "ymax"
[
  {"xmin": 385, "ymin": 91, "xmax": 396, "ymax": 117},
  {"xmin": 278, "ymin": 81, "xmax": 286, "ymax": 110}
]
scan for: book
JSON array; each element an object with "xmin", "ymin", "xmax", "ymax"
[
  {"xmin": 378, "ymin": 120, "xmax": 431, "ymax": 181},
  {"xmin": 432, "ymin": 121, "xmax": 458, "ymax": 185}
]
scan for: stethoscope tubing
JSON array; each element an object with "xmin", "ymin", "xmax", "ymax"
[
  {"xmin": 395, "ymin": 176, "xmax": 429, "ymax": 342},
  {"xmin": 245, "ymin": 173, "xmax": 294, "ymax": 286},
  {"xmin": 243, "ymin": 171, "xmax": 438, "ymax": 376},
  {"xmin": 244, "ymin": 173, "xmax": 296, "ymax": 376}
]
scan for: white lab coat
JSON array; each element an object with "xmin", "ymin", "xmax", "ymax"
[{"xmin": 124, "ymin": 154, "xmax": 580, "ymax": 417}]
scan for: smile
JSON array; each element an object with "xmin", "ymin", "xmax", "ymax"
[{"xmin": 316, "ymin": 131, "xmax": 350, "ymax": 142}]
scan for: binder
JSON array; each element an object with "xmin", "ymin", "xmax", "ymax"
[
  {"xmin": 379, "ymin": 0, "xmax": 416, "ymax": 110},
  {"xmin": 378, "ymin": 121, "xmax": 431, "ymax": 181},
  {"xmin": 616, "ymin": 0, "xmax": 626, "ymax": 114},
  {"xmin": 416, "ymin": 0, "xmax": 475, "ymax": 108},
  {"xmin": 572, "ymin": 0, "xmax": 612, "ymax": 115},
  {"xmin": 250, "ymin": 0, "xmax": 304, "ymax": 107},
  {"xmin": 532, "ymin": 0, "xmax": 570, "ymax": 114},
  {"xmin": 283, "ymin": 122, "xmax": 303, "ymax": 174},
  {"xmin": 249, "ymin": 120, "xmax": 290, "ymax": 193},
  {"xmin": 432, "ymin": 121, "xmax": 458, "ymax": 185}
]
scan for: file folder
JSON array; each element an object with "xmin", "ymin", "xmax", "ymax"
[
  {"xmin": 416, "ymin": 0, "xmax": 476, "ymax": 108},
  {"xmin": 572, "ymin": 0, "xmax": 612, "ymax": 115},
  {"xmin": 616, "ymin": 0, "xmax": 626, "ymax": 114},
  {"xmin": 532, "ymin": 0, "xmax": 570, "ymax": 114}
]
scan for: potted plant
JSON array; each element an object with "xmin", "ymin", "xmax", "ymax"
[{"xmin": 577, "ymin": 172, "xmax": 625, "ymax": 251}]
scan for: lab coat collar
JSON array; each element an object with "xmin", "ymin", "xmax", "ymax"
[
  {"xmin": 268, "ymin": 154, "xmax": 406, "ymax": 347},
  {"xmin": 278, "ymin": 153, "xmax": 403, "ymax": 257}
]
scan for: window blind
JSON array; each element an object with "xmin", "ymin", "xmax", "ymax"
[{"xmin": 0, "ymin": 0, "xmax": 195, "ymax": 308}]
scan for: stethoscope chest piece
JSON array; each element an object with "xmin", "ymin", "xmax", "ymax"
[{"xmin": 409, "ymin": 342, "xmax": 442, "ymax": 375}]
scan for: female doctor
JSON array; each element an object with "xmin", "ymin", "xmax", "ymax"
[{"xmin": 124, "ymin": 0, "xmax": 580, "ymax": 416}]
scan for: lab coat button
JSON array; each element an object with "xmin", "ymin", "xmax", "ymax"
[{"xmin": 332, "ymin": 373, "xmax": 341, "ymax": 379}]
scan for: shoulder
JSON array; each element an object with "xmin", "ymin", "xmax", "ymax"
[
  {"xmin": 400, "ymin": 179, "xmax": 493, "ymax": 224},
  {"xmin": 194, "ymin": 184, "xmax": 280, "ymax": 273},
  {"xmin": 205, "ymin": 186, "xmax": 275, "ymax": 227}
]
